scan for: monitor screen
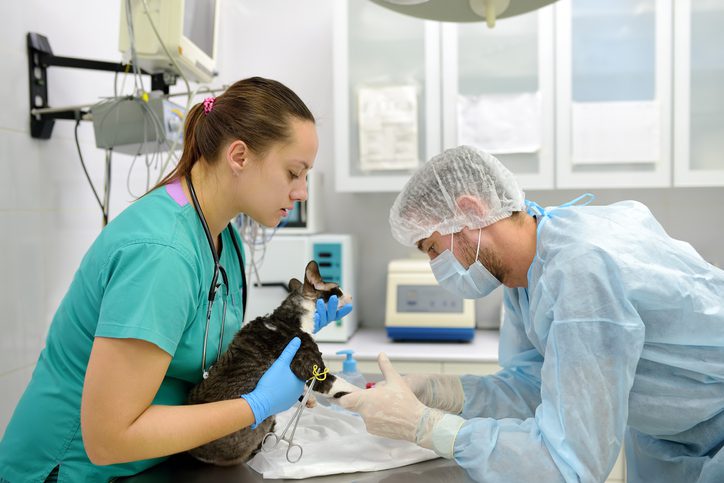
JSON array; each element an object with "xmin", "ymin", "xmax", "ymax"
[{"xmin": 183, "ymin": 0, "xmax": 216, "ymax": 58}]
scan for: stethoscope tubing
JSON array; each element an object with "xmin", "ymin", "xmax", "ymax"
[{"xmin": 185, "ymin": 174, "xmax": 246, "ymax": 379}]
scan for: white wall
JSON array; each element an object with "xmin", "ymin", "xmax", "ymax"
[
  {"xmin": 2, "ymin": 0, "xmax": 724, "ymax": 436},
  {"xmin": 1, "ymin": 0, "xmax": 128, "ymax": 435}
]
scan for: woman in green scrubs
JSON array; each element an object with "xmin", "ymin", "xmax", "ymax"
[{"xmin": 0, "ymin": 77, "xmax": 344, "ymax": 482}]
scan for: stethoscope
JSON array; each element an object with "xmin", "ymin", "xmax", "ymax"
[{"xmin": 186, "ymin": 174, "xmax": 247, "ymax": 379}]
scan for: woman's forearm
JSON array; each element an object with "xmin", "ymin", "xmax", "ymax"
[{"xmin": 86, "ymin": 398, "xmax": 255, "ymax": 465}]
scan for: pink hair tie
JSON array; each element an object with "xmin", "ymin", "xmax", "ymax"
[{"xmin": 202, "ymin": 97, "xmax": 216, "ymax": 115}]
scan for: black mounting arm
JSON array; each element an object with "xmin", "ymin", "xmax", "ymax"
[{"xmin": 27, "ymin": 31, "xmax": 175, "ymax": 139}]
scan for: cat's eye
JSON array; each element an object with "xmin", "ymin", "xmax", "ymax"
[{"xmin": 289, "ymin": 171, "xmax": 300, "ymax": 180}]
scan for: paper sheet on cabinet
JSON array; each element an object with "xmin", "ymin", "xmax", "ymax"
[
  {"xmin": 457, "ymin": 92, "xmax": 542, "ymax": 155},
  {"xmin": 357, "ymin": 85, "xmax": 419, "ymax": 171},
  {"xmin": 571, "ymin": 100, "xmax": 660, "ymax": 164},
  {"xmin": 246, "ymin": 403, "xmax": 438, "ymax": 479}
]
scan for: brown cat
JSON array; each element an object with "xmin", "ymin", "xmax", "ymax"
[{"xmin": 186, "ymin": 260, "xmax": 360, "ymax": 465}]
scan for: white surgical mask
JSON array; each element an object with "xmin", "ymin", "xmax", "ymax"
[{"xmin": 429, "ymin": 229, "xmax": 501, "ymax": 299}]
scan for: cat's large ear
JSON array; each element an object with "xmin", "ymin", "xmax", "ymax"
[
  {"xmin": 304, "ymin": 260, "xmax": 338, "ymax": 294},
  {"xmin": 288, "ymin": 278, "xmax": 303, "ymax": 293},
  {"xmin": 304, "ymin": 260, "xmax": 322, "ymax": 294},
  {"xmin": 304, "ymin": 260, "xmax": 322, "ymax": 285}
]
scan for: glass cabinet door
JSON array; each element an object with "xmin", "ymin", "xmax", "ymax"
[
  {"xmin": 674, "ymin": 0, "xmax": 724, "ymax": 186},
  {"xmin": 333, "ymin": 0, "xmax": 441, "ymax": 192},
  {"xmin": 441, "ymin": 5, "xmax": 555, "ymax": 190},
  {"xmin": 555, "ymin": 0, "xmax": 673, "ymax": 188}
]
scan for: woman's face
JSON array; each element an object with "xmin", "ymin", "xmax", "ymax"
[{"xmin": 240, "ymin": 119, "xmax": 318, "ymax": 227}]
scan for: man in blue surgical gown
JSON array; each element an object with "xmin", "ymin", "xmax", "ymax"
[{"xmin": 339, "ymin": 146, "xmax": 724, "ymax": 483}]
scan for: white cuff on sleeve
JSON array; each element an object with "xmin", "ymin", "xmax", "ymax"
[{"xmin": 431, "ymin": 413, "xmax": 465, "ymax": 459}]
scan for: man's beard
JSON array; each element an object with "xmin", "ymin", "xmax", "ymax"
[{"xmin": 455, "ymin": 231, "xmax": 506, "ymax": 283}]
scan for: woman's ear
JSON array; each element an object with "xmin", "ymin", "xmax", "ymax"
[
  {"xmin": 226, "ymin": 140, "xmax": 249, "ymax": 176},
  {"xmin": 457, "ymin": 195, "xmax": 488, "ymax": 217}
]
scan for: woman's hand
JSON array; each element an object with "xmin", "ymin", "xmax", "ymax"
[
  {"xmin": 81, "ymin": 336, "xmax": 305, "ymax": 465},
  {"xmin": 241, "ymin": 337, "xmax": 305, "ymax": 428},
  {"xmin": 314, "ymin": 295, "xmax": 353, "ymax": 333}
]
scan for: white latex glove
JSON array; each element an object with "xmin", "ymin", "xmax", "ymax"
[
  {"xmin": 338, "ymin": 353, "xmax": 445, "ymax": 450},
  {"xmin": 377, "ymin": 373, "xmax": 464, "ymax": 414}
]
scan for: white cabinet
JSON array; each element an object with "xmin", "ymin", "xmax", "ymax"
[
  {"xmin": 333, "ymin": 0, "xmax": 441, "ymax": 192},
  {"xmin": 334, "ymin": 0, "xmax": 720, "ymax": 193},
  {"xmin": 441, "ymin": 6, "xmax": 556, "ymax": 190},
  {"xmin": 674, "ymin": 0, "xmax": 724, "ymax": 186},
  {"xmin": 555, "ymin": 0, "xmax": 673, "ymax": 188}
]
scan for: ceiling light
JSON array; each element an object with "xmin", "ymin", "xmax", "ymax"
[{"xmin": 371, "ymin": 0, "xmax": 558, "ymax": 28}]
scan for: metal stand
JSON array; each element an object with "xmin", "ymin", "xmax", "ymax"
[{"xmin": 27, "ymin": 31, "xmax": 175, "ymax": 139}]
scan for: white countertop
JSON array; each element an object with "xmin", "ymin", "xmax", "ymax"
[{"xmin": 318, "ymin": 328, "xmax": 500, "ymax": 363}]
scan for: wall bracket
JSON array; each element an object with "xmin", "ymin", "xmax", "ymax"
[{"xmin": 27, "ymin": 31, "xmax": 175, "ymax": 139}]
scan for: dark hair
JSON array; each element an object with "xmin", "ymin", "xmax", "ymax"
[{"xmin": 154, "ymin": 76, "xmax": 315, "ymax": 190}]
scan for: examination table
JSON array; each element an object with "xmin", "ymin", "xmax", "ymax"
[{"xmin": 119, "ymin": 452, "xmax": 473, "ymax": 482}]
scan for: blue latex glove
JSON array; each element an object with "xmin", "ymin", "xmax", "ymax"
[
  {"xmin": 241, "ymin": 337, "xmax": 305, "ymax": 429},
  {"xmin": 314, "ymin": 295, "xmax": 353, "ymax": 333}
]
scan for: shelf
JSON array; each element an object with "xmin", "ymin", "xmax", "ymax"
[{"xmin": 318, "ymin": 327, "xmax": 500, "ymax": 363}]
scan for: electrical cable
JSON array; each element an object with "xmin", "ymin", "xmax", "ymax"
[
  {"xmin": 139, "ymin": 0, "xmax": 191, "ymax": 105},
  {"xmin": 136, "ymin": 0, "xmax": 207, "ymax": 184},
  {"xmin": 234, "ymin": 214, "xmax": 291, "ymax": 289},
  {"xmin": 114, "ymin": 62, "xmax": 132, "ymax": 98},
  {"xmin": 155, "ymin": 84, "xmax": 204, "ymax": 182},
  {"xmin": 124, "ymin": 0, "xmax": 144, "ymax": 95},
  {"xmin": 103, "ymin": 148, "xmax": 112, "ymax": 226},
  {"xmin": 119, "ymin": 2, "xmax": 229, "ymax": 197},
  {"xmin": 74, "ymin": 117, "xmax": 107, "ymax": 223}
]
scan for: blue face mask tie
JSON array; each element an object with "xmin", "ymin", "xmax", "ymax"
[
  {"xmin": 524, "ymin": 199, "xmax": 547, "ymax": 218},
  {"xmin": 430, "ymin": 229, "xmax": 502, "ymax": 299},
  {"xmin": 525, "ymin": 193, "xmax": 595, "ymax": 217},
  {"xmin": 525, "ymin": 193, "xmax": 595, "ymax": 235}
]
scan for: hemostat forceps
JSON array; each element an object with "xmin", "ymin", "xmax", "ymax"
[{"xmin": 261, "ymin": 378, "xmax": 316, "ymax": 463}]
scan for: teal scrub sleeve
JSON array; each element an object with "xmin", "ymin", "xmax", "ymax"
[
  {"xmin": 460, "ymin": 289, "xmax": 542, "ymax": 421},
  {"xmin": 433, "ymin": 248, "xmax": 646, "ymax": 483},
  {"xmin": 96, "ymin": 242, "xmax": 199, "ymax": 356}
]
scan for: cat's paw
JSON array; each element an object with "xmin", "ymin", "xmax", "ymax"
[{"xmin": 327, "ymin": 377, "xmax": 363, "ymax": 400}]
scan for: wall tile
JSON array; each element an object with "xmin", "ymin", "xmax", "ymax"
[
  {"xmin": 0, "ymin": 131, "xmax": 48, "ymax": 211},
  {"xmin": 0, "ymin": 212, "xmax": 48, "ymax": 372},
  {"xmin": 0, "ymin": 136, "xmax": 11, "ymax": 209},
  {"xmin": 0, "ymin": 49, "xmax": 28, "ymax": 135}
]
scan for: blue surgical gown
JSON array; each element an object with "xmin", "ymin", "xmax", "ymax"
[
  {"xmin": 0, "ymin": 182, "xmax": 245, "ymax": 482},
  {"xmin": 431, "ymin": 201, "xmax": 724, "ymax": 483}
]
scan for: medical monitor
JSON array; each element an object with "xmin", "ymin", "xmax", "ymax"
[{"xmin": 119, "ymin": 0, "xmax": 219, "ymax": 84}]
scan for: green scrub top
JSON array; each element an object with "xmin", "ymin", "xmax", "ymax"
[{"xmin": 0, "ymin": 180, "xmax": 245, "ymax": 483}]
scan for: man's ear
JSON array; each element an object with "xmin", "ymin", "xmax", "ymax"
[
  {"xmin": 456, "ymin": 195, "xmax": 488, "ymax": 217},
  {"xmin": 226, "ymin": 140, "xmax": 249, "ymax": 176}
]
